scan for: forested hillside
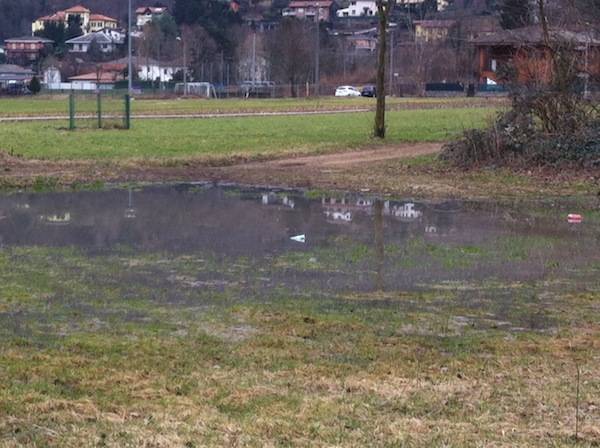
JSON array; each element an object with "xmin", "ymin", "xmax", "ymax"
[{"xmin": 0, "ymin": 0, "xmax": 174, "ymax": 41}]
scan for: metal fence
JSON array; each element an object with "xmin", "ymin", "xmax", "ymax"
[{"xmin": 67, "ymin": 93, "xmax": 130, "ymax": 130}]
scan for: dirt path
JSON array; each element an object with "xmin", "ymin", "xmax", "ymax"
[
  {"xmin": 0, "ymin": 142, "xmax": 442, "ymax": 189},
  {"xmin": 246, "ymin": 142, "xmax": 442, "ymax": 169}
]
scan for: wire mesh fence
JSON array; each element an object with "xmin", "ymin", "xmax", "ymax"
[{"xmin": 67, "ymin": 93, "xmax": 131, "ymax": 130}]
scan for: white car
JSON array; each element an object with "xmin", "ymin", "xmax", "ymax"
[{"xmin": 335, "ymin": 85, "xmax": 361, "ymax": 97}]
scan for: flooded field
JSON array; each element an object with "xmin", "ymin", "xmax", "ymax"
[{"xmin": 1, "ymin": 184, "xmax": 599, "ymax": 446}]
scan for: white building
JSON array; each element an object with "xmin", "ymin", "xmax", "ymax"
[
  {"xmin": 66, "ymin": 32, "xmax": 121, "ymax": 54},
  {"xmin": 337, "ymin": 0, "xmax": 448, "ymax": 17},
  {"xmin": 136, "ymin": 6, "xmax": 168, "ymax": 28},
  {"xmin": 336, "ymin": 0, "xmax": 377, "ymax": 18},
  {"xmin": 110, "ymin": 57, "xmax": 185, "ymax": 83}
]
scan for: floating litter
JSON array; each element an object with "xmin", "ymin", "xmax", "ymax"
[
  {"xmin": 291, "ymin": 234, "xmax": 306, "ymax": 243},
  {"xmin": 568, "ymin": 214, "xmax": 583, "ymax": 224}
]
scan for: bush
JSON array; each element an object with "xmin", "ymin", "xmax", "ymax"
[
  {"xmin": 441, "ymin": 42, "xmax": 600, "ymax": 168},
  {"xmin": 28, "ymin": 76, "xmax": 41, "ymax": 95}
]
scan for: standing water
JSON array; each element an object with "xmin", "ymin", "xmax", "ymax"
[{"xmin": 0, "ymin": 183, "xmax": 598, "ymax": 335}]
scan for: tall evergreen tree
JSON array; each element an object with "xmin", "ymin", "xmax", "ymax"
[
  {"xmin": 500, "ymin": 0, "xmax": 532, "ymax": 29},
  {"xmin": 65, "ymin": 15, "xmax": 84, "ymax": 40}
]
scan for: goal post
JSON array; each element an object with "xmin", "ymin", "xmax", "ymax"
[{"xmin": 68, "ymin": 92, "xmax": 131, "ymax": 130}]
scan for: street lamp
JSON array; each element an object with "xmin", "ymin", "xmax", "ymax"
[
  {"xmin": 128, "ymin": 0, "xmax": 133, "ymax": 95},
  {"xmin": 176, "ymin": 36, "xmax": 188, "ymax": 96},
  {"xmin": 314, "ymin": 2, "xmax": 320, "ymax": 96}
]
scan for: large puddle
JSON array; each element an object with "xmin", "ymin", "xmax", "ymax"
[{"xmin": 0, "ymin": 183, "xmax": 599, "ymax": 335}]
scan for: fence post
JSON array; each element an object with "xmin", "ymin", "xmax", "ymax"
[
  {"xmin": 124, "ymin": 94, "xmax": 131, "ymax": 130},
  {"xmin": 69, "ymin": 93, "xmax": 75, "ymax": 130},
  {"xmin": 97, "ymin": 92, "xmax": 102, "ymax": 129}
]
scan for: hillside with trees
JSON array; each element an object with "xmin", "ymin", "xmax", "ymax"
[{"xmin": 0, "ymin": 0, "xmax": 175, "ymax": 41}]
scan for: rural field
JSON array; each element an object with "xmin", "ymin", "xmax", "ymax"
[
  {"xmin": 0, "ymin": 107, "xmax": 492, "ymax": 161},
  {"xmin": 0, "ymin": 96, "xmax": 599, "ymax": 447},
  {"xmin": 0, "ymin": 95, "xmax": 503, "ymax": 118},
  {"xmin": 0, "ymin": 186, "xmax": 599, "ymax": 447}
]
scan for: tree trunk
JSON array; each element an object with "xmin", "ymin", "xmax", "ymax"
[
  {"xmin": 538, "ymin": 0, "xmax": 550, "ymax": 46},
  {"xmin": 374, "ymin": 9, "xmax": 388, "ymax": 139}
]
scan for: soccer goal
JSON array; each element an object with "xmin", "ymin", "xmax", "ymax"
[{"xmin": 67, "ymin": 93, "xmax": 131, "ymax": 130}]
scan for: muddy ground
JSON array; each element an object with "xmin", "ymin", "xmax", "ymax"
[{"xmin": 1, "ymin": 143, "xmax": 599, "ymax": 200}]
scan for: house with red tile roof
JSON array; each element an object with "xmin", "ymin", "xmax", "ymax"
[{"xmin": 32, "ymin": 5, "xmax": 118, "ymax": 36}]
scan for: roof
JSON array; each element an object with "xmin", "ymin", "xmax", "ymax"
[
  {"xmin": 473, "ymin": 26, "xmax": 600, "ymax": 47},
  {"xmin": 5, "ymin": 36, "xmax": 54, "ymax": 43},
  {"xmin": 66, "ymin": 32, "xmax": 115, "ymax": 44},
  {"xmin": 288, "ymin": 1, "xmax": 334, "ymax": 7},
  {"xmin": 0, "ymin": 64, "xmax": 34, "ymax": 75},
  {"xmin": 136, "ymin": 6, "xmax": 167, "ymax": 14},
  {"xmin": 36, "ymin": 11, "xmax": 67, "ymax": 22},
  {"xmin": 89, "ymin": 14, "xmax": 118, "ymax": 22},
  {"xmin": 65, "ymin": 5, "xmax": 91, "ymax": 13},
  {"xmin": 109, "ymin": 56, "xmax": 184, "ymax": 68},
  {"xmin": 414, "ymin": 20, "xmax": 457, "ymax": 28},
  {"xmin": 69, "ymin": 70, "xmax": 124, "ymax": 83}
]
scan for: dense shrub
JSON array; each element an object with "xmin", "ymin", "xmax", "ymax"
[{"xmin": 441, "ymin": 43, "xmax": 600, "ymax": 168}]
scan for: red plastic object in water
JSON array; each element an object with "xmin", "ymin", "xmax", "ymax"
[{"xmin": 568, "ymin": 214, "xmax": 583, "ymax": 223}]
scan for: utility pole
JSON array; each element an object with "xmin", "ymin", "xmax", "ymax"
[
  {"xmin": 389, "ymin": 29, "xmax": 394, "ymax": 96},
  {"xmin": 314, "ymin": 3, "xmax": 320, "ymax": 96},
  {"xmin": 183, "ymin": 37, "xmax": 187, "ymax": 96},
  {"xmin": 128, "ymin": 0, "xmax": 133, "ymax": 95},
  {"xmin": 252, "ymin": 23, "xmax": 257, "ymax": 87}
]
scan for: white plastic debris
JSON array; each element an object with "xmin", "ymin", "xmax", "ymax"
[{"xmin": 290, "ymin": 234, "xmax": 306, "ymax": 243}]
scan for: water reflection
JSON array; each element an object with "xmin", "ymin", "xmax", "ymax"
[{"xmin": 0, "ymin": 184, "xmax": 597, "ymax": 293}]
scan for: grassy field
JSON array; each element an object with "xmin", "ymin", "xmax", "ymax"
[
  {"xmin": 0, "ymin": 108, "xmax": 494, "ymax": 161},
  {"xmin": 0, "ymin": 218, "xmax": 599, "ymax": 446},
  {"xmin": 0, "ymin": 96, "xmax": 502, "ymax": 118}
]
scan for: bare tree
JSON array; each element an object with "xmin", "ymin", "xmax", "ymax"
[
  {"xmin": 267, "ymin": 19, "xmax": 312, "ymax": 97},
  {"xmin": 374, "ymin": 0, "xmax": 396, "ymax": 139}
]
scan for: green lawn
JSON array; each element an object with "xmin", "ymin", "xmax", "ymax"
[
  {"xmin": 0, "ymin": 108, "xmax": 494, "ymax": 161},
  {"xmin": 0, "ymin": 95, "xmax": 497, "ymax": 118}
]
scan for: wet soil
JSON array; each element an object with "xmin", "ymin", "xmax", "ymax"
[{"xmin": 1, "ymin": 143, "xmax": 598, "ymax": 200}]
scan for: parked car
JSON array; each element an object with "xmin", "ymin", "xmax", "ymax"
[
  {"xmin": 361, "ymin": 85, "xmax": 376, "ymax": 97},
  {"xmin": 335, "ymin": 85, "xmax": 361, "ymax": 97}
]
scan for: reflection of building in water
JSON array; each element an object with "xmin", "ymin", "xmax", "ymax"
[
  {"xmin": 322, "ymin": 197, "xmax": 352, "ymax": 224},
  {"xmin": 261, "ymin": 193, "xmax": 295, "ymax": 209},
  {"xmin": 384, "ymin": 202, "xmax": 423, "ymax": 221},
  {"xmin": 425, "ymin": 225, "xmax": 438, "ymax": 236},
  {"xmin": 40, "ymin": 212, "xmax": 71, "ymax": 225},
  {"xmin": 125, "ymin": 188, "xmax": 136, "ymax": 219},
  {"xmin": 321, "ymin": 196, "xmax": 376, "ymax": 224}
]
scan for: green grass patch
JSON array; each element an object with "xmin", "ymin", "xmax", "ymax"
[
  {"xmin": 0, "ymin": 108, "xmax": 494, "ymax": 161},
  {"xmin": 0, "ymin": 96, "xmax": 496, "ymax": 117}
]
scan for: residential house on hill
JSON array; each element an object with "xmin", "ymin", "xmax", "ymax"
[
  {"xmin": 0, "ymin": 64, "xmax": 34, "ymax": 90},
  {"xmin": 5, "ymin": 36, "xmax": 54, "ymax": 69},
  {"xmin": 336, "ymin": 0, "xmax": 377, "ymax": 18},
  {"xmin": 473, "ymin": 26, "xmax": 600, "ymax": 86},
  {"xmin": 32, "ymin": 5, "xmax": 118, "ymax": 36},
  {"xmin": 283, "ymin": 1, "xmax": 335, "ymax": 21},
  {"xmin": 414, "ymin": 20, "xmax": 457, "ymax": 42},
  {"xmin": 88, "ymin": 14, "xmax": 119, "ymax": 32},
  {"xmin": 136, "ymin": 6, "xmax": 168, "ymax": 28},
  {"xmin": 66, "ymin": 32, "xmax": 123, "ymax": 54},
  {"xmin": 336, "ymin": 0, "xmax": 447, "ymax": 17}
]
